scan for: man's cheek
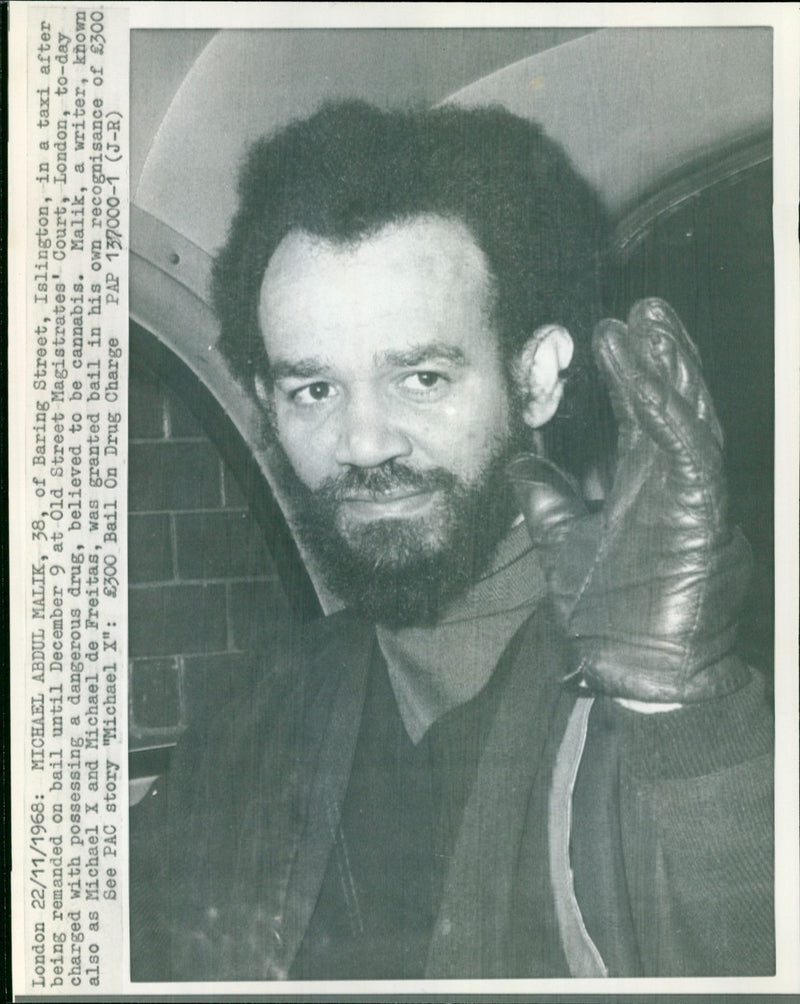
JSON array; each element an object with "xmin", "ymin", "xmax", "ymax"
[
  {"xmin": 445, "ymin": 430, "xmax": 511, "ymax": 486},
  {"xmin": 276, "ymin": 426, "xmax": 332, "ymax": 490}
]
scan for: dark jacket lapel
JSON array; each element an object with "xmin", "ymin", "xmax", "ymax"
[{"xmin": 426, "ymin": 603, "xmax": 571, "ymax": 977}]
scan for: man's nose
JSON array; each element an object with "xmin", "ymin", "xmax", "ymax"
[{"xmin": 334, "ymin": 391, "xmax": 412, "ymax": 469}]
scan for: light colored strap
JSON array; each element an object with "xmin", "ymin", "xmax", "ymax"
[{"xmin": 548, "ymin": 695, "xmax": 608, "ymax": 977}]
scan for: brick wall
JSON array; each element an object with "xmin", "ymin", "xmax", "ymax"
[{"xmin": 128, "ymin": 362, "xmax": 296, "ymax": 752}]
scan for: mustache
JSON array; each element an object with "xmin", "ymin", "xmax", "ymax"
[{"xmin": 314, "ymin": 462, "xmax": 457, "ymax": 503}]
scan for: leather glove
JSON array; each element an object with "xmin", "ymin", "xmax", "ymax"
[{"xmin": 508, "ymin": 298, "xmax": 752, "ymax": 703}]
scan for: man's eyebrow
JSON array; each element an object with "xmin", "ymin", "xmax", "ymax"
[
  {"xmin": 270, "ymin": 357, "xmax": 329, "ymax": 381},
  {"xmin": 376, "ymin": 343, "xmax": 467, "ymax": 368},
  {"xmin": 269, "ymin": 344, "xmax": 468, "ymax": 381}
]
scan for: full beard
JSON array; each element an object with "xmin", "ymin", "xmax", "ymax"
[{"xmin": 270, "ymin": 443, "xmax": 520, "ymax": 628}]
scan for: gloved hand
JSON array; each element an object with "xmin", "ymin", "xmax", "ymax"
[{"xmin": 508, "ymin": 298, "xmax": 752, "ymax": 703}]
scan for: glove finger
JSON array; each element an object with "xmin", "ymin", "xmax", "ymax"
[
  {"xmin": 591, "ymin": 317, "xmax": 644, "ymax": 453},
  {"xmin": 613, "ymin": 344, "xmax": 724, "ymax": 489},
  {"xmin": 627, "ymin": 298, "xmax": 724, "ymax": 448},
  {"xmin": 595, "ymin": 301, "xmax": 724, "ymax": 459},
  {"xmin": 594, "ymin": 314, "xmax": 724, "ymax": 487},
  {"xmin": 628, "ymin": 298, "xmax": 702, "ymax": 368},
  {"xmin": 506, "ymin": 454, "xmax": 587, "ymax": 548}
]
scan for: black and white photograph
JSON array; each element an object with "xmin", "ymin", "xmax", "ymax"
[
  {"xmin": 126, "ymin": 18, "xmax": 780, "ymax": 985},
  {"xmin": 9, "ymin": 5, "xmax": 800, "ymax": 1000}
]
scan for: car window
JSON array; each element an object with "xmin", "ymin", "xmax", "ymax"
[{"xmin": 609, "ymin": 150, "xmax": 773, "ymax": 677}]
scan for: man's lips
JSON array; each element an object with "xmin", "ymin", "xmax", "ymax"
[{"xmin": 339, "ymin": 489, "xmax": 438, "ymax": 520}]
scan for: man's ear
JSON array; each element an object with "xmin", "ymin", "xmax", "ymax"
[{"xmin": 515, "ymin": 324, "xmax": 574, "ymax": 429}]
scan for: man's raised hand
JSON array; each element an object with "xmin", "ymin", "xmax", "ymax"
[{"xmin": 509, "ymin": 298, "xmax": 751, "ymax": 703}]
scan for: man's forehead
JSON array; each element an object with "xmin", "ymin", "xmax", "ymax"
[
  {"xmin": 261, "ymin": 214, "xmax": 491, "ymax": 304},
  {"xmin": 258, "ymin": 214, "xmax": 497, "ymax": 365}
]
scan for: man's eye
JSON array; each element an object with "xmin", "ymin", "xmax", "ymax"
[
  {"xmin": 290, "ymin": 381, "xmax": 335, "ymax": 405},
  {"xmin": 401, "ymin": 371, "xmax": 446, "ymax": 394}
]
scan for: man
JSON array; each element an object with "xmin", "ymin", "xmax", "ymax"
[{"xmin": 130, "ymin": 101, "xmax": 773, "ymax": 980}]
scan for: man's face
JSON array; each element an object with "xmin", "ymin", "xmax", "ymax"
[{"xmin": 258, "ymin": 215, "xmax": 523, "ymax": 626}]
